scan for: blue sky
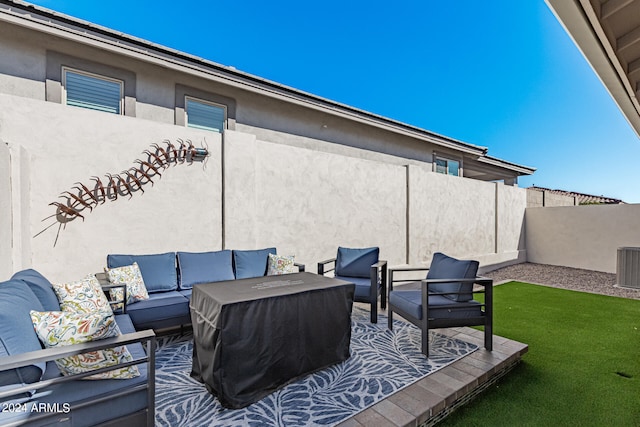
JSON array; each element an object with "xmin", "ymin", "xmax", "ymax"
[{"xmin": 29, "ymin": 0, "xmax": 640, "ymax": 202}]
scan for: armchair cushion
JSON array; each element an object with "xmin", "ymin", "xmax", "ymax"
[
  {"xmin": 11, "ymin": 269, "xmax": 61, "ymax": 311},
  {"xmin": 0, "ymin": 280, "xmax": 46, "ymax": 387},
  {"xmin": 177, "ymin": 250, "xmax": 235, "ymax": 289},
  {"xmin": 335, "ymin": 246, "xmax": 379, "ymax": 278},
  {"xmin": 335, "ymin": 275, "xmax": 378, "ymax": 302},
  {"xmin": 426, "ymin": 252, "xmax": 479, "ymax": 302},
  {"xmin": 389, "ymin": 285, "xmax": 483, "ymax": 320},
  {"xmin": 108, "ymin": 252, "xmax": 177, "ymax": 292},
  {"xmin": 233, "ymin": 248, "xmax": 277, "ymax": 279}
]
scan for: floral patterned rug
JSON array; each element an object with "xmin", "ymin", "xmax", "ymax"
[{"xmin": 154, "ymin": 307, "xmax": 478, "ymax": 427}]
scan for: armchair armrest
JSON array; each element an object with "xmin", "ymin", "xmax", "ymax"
[
  {"xmin": 317, "ymin": 258, "xmax": 336, "ymax": 275},
  {"xmin": 371, "ymin": 260, "xmax": 388, "ymax": 285},
  {"xmin": 423, "ymin": 276, "xmax": 492, "ymax": 286},
  {"xmin": 371, "ymin": 260, "xmax": 387, "ymax": 269},
  {"xmin": 97, "ymin": 272, "xmax": 127, "ymax": 314},
  {"xmin": 0, "ymin": 329, "xmax": 156, "ymax": 401},
  {"xmin": 388, "ymin": 265, "xmax": 430, "ymax": 292}
]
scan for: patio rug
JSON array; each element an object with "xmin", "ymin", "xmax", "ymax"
[{"xmin": 154, "ymin": 306, "xmax": 478, "ymax": 427}]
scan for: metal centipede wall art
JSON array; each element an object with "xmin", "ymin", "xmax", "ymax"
[{"xmin": 37, "ymin": 139, "xmax": 209, "ymax": 245}]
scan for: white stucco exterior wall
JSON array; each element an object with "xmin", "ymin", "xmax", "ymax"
[
  {"xmin": 223, "ymin": 130, "xmax": 408, "ymax": 269},
  {"xmin": 408, "ymin": 166, "xmax": 498, "ymax": 266},
  {"xmin": 0, "ymin": 94, "xmax": 223, "ymax": 282},
  {"xmin": 0, "ymin": 98, "xmax": 529, "ymax": 282},
  {"xmin": 526, "ymin": 204, "xmax": 640, "ymax": 273},
  {"xmin": 492, "ymin": 184, "xmax": 527, "ymax": 266},
  {"xmin": 0, "ymin": 141, "xmax": 12, "ymax": 279}
]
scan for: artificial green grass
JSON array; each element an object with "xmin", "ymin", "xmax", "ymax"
[{"xmin": 439, "ymin": 282, "xmax": 640, "ymax": 426}]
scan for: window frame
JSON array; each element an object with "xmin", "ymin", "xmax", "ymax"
[
  {"xmin": 434, "ymin": 155, "xmax": 462, "ymax": 177},
  {"xmin": 61, "ymin": 67, "xmax": 125, "ymax": 115},
  {"xmin": 184, "ymin": 96, "xmax": 227, "ymax": 133}
]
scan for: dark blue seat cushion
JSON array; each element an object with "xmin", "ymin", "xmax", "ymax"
[
  {"xmin": 125, "ymin": 291, "xmax": 190, "ymax": 329},
  {"xmin": 108, "ymin": 252, "xmax": 177, "ymax": 292},
  {"xmin": 233, "ymin": 248, "xmax": 277, "ymax": 279},
  {"xmin": 10, "ymin": 269, "xmax": 60, "ymax": 311},
  {"xmin": 177, "ymin": 250, "xmax": 235, "ymax": 289},
  {"xmin": 426, "ymin": 252, "xmax": 479, "ymax": 302},
  {"xmin": 389, "ymin": 286, "xmax": 482, "ymax": 320},
  {"xmin": 0, "ymin": 280, "xmax": 46, "ymax": 388},
  {"xmin": 335, "ymin": 275, "xmax": 378, "ymax": 303},
  {"xmin": 335, "ymin": 247, "xmax": 379, "ymax": 278}
]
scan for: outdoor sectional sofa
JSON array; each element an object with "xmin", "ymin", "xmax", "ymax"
[
  {"xmin": 0, "ymin": 247, "xmax": 300, "ymax": 426},
  {"xmin": 102, "ymin": 247, "xmax": 305, "ymax": 331},
  {"xmin": 0, "ymin": 269, "xmax": 156, "ymax": 427}
]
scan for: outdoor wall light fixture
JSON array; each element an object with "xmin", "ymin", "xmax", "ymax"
[{"xmin": 190, "ymin": 147, "xmax": 209, "ymax": 162}]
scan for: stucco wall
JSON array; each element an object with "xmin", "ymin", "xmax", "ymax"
[
  {"xmin": 495, "ymin": 184, "xmax": 527, "ymax": 262},
  {"xmin": 406, "ymin": 167, "xmax": 527, "ymax": 268},
  {"xmin": 224, "ymin": 130, "xmax": 408, "ymax": 268},
  {"xmin": 409, "ymin": 167, "xmax": 494, "ymax": 264},
  {"xmin": 0, "ymin": 94, "xmax": 223, "ymax": 282},
  {"xmin": 0, "ymin": 97, "xmax": 529, "ymax": 282},
  {"xmin": 526, "ymin": 204, "xmax": 640, "ymax": 273},
  {"xmin": 0, "ymin": 142, "xmax": 11, "ymax": 279}
]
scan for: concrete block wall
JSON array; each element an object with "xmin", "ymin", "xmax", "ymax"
[
  {"xmin": 223, "ymin": 131, "xmax": 408, "ymax": 268},
  {"xmin": 0, "ymin": 94, "xmax": 223, "ymax": 281},
  {"xmin": 526, "ymin": 204, "xmax": 640, "ymax": 273},
  {"xmin": 526, "ymin": 188, "xmax": 576, "ymax": 207},
  {"xmin": 0, "ymin": 93, "xmax": 528, "ymax": 282}
]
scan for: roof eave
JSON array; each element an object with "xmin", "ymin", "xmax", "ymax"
[
  {"xmin": 477, "ymin": 155, "xmax": 536, "ymax": 176},
  {"xmin": 545, "ymin": 0, "xmax": 640, "ymax": 139}
]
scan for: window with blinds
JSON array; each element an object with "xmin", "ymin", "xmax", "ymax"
[
  {"xmin": 63, "ymin": 68, "xmax": 123, "ymax": 114},
  {"xmin": 185, "ymin": 97, "xmax": 225, "ymax": 133}
]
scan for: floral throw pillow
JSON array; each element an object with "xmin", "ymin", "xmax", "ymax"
[
  {"xmin": 105, "ymin": 262, "xmax": 150, "ymax": 305},
  {"xmin": 30, "ymin": 310, "xmax": 140, "ymax": 380},
  {"xmin": 267, "ymin": 254, "xmax": 296, "ymax": 276},
  {"xmin": 52, "ymin": 274, "xmax": 113, "ymax": 315}
]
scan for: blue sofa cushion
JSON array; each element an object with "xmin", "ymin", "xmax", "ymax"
[
  {"xmin": 0, "ymin": 280, "xmax": 46, "ymax": 388},
  {"xmin": 11, "ymin": 269, "xmax": 60, "ymax": 311},
  {"xmin": 233, "ymin": 248, "xmax": 277, "ymax": 279},
  {"xmin": 125, "ymin": 291, "xmax": 190, "ymax": 329},
  {"xmin": 108, "ymin": 252, "xmax": 177, "ymax": 292},
  {"xmin": 179, "ymin": 289, "xmax": 192, "ymax": 301},
  {"xmin": 426, "ymin": 252, "xmax": 479, "ymax": 302},
  {"xmin": 335, "ymin": 246, "xmax": 379, "ymax": 278},
  {"xmin": 177, "ymin": 250, "xmax": 235, "ymax": 289}
]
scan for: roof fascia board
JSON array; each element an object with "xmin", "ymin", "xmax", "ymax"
[
  {"xmin": 545, "ymin": 0, "xmax": 640, "ymax": 138},
  {"xmin": 477, "ymin": 156, "xmax": 536, "ymax": 175},
  {"xmin": 0, "ymin": 1, "xmax": 488, "ymax": 156}
]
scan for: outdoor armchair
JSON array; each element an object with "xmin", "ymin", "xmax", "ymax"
[
  {"xmin": 387, "ymin": 252, "xmax": 492, "ymax": 357},
  {"xmin": 318, "ymin": 246, "xmax": 387, "ymax": 323}
]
